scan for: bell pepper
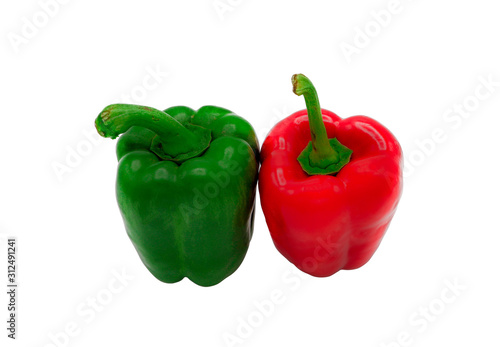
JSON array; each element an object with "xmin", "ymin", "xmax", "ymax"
[
  {"xmin": 259, "ymin": 74, "xmax": 403, "ymax": 277},
  {"xmin": 95, "ymin": 104, "xmax": 259, "ymax": 287}
]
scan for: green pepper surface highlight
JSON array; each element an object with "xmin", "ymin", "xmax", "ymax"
[{"xmin": 95, "ymin": 104, "xmax": 259, "ymax": 287}]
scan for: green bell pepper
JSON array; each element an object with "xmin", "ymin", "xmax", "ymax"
[{"xmin": 95, "ymin": 104, "xmax": 259, "ymax": 287}]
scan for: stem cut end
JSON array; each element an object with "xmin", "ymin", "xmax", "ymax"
[
  {"xmin": 292, "ymin": 74, "xmax": 313, "ymax": 97},
  {"xmin": 95, "ymin": 107, "xmax": 120, "ymax": 139}
]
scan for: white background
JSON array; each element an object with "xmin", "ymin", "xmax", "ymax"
[{"xmin": 1, "ymin": 0, "xmax": 499, "ymax": 346}]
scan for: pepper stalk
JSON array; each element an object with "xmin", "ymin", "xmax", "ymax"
[
  {"xmin": 95, "ymin": 104, "xmax": 211, "ymax": 163},
  {"xmin": 293, "ymin": 74, "xmax": 352, "ymax": 175}
]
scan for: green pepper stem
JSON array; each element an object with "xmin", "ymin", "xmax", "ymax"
[
  {"xmin": 95, "ymin": 104, "xmax": 211, "ymax": 162},
  {"xmin": 292, "ymin": 74, "xmax": 339, "ymax": 167}
]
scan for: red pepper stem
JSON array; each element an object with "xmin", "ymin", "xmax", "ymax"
[
  {"xmin": 95, "ymin": 104, "xmax": 211, "ymax": 162},
  {"xmin": 292, "ymin": 74, "xmax": 340, "ymax": 167}
]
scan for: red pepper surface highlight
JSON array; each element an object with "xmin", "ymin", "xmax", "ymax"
[{"xmin": 259, "ymin": 74, "xmax": 403, "ymax": 277}]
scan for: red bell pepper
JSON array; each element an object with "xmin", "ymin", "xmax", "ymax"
[{"xmin": 259, "ymin": 74, "xmax": 403, "ymax": 277}]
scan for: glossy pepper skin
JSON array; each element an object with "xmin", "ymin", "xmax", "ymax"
[
  {"xmin": 95, "ymin": 104, "xmax": 259, "ymax": 287},
  {"xmin": 259, "ymin": 74, "xmax": 402, "ymax": 277}
]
